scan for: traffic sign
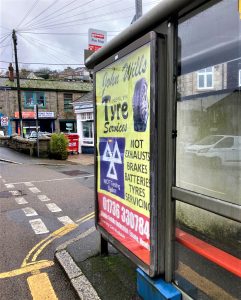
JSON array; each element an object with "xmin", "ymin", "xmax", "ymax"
[{"xmin": 1, "ymin": 116, "xmax": 8, "ymax": 126}]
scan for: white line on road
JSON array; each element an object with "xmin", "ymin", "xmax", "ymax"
[
  {"xmin": 58, "ymin": 216, "xmax": 75, "ymax": 225},
  {"xmin": 24, "ymin": 182, "xmax": 34, "ymax": 187},
  {"xmin": 22, "ymin": 207, "xmax": 38, "ymax": 217},
  {"xmin": 15, "ymin": 197, "xmax": 28, "ymax": 205},
  {"xmin": 7, "ymin": 175, "xmax": 94, "ymax": 185},
  {"xmin": 29, "ymin": 187, "xmax": 41, "ymax": 194},
  {"xmin": 38, "ymin": 195, "xmax": 50, "ymax": 202},
  {"xmin": 46, "ymin": 203, "xmax": 62, "ymax": 213},
  {"xmin": 29, "ymin": 219, "xmax": 49, "ymax": 234},
  {"xmin": 5, "ymin": 184, "xmax": 15, "ymax": 189},
  {"xmin": 10, "ymin": 190, "xmax": 21, "ymax": 196}
]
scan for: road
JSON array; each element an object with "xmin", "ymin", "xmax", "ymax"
[{"xmin": 0, "ymin": 150, "xmax": 95, "ymax": 300}]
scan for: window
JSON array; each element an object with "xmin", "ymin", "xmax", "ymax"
[
  {"xmin": 82, "ymin": 121, "xmax": 94, "ymax": 145},
  {"xmin": 24, "ymin": 92, "xmax": 46, "ymax": 108},
  {"xmin": 239, "ymin": 69, "xmax": 241, "ymax": 87},
  {"xmin": 197, "ymin": 67, "xmax": 213, "ymax": 89},
  {"xmin": 64, "ymin": 93, "xmax": 73, "ymax": 111}
]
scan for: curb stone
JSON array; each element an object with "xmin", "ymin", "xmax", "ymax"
[{"xmin": 55, "ymin": 250, "xmax": 101, "ymax": 300}]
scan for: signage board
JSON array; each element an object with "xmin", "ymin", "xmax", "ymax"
[
  {"xmin": 88, "ymin": 28, "xmax": 107, "ymax": 52},
  {"xmin": 1, "ymin": 116, "xmax": 8, "ymax": 126},
  {"xmin": 15, "ymin": 112, "xmax": 55, "ymax": 119},
  {"xmin": 96, "ymin": 42, "xmax": 153, "ymax": 267}
]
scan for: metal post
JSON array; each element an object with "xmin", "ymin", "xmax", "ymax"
[
  {"xmin": 35, "ymin": 104, "xmax": 39, "ymax": 158},
  {"xmin": 12, "ymin": 29, "xmax": 23, "ymax": 137},
  {"xmin": 135, "ymin": 0, "xmax": 142, "ymax": 19},
  {"xmin": 100, "ymin": 235, "xmax": 108, "ymax": 256}
]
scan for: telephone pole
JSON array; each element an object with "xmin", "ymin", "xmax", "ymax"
[
  {"xmin": 131, "ymin": 0, "xmax": 142, "ymax": 24},
  {"xmin": 12, "ymin": 29, "xmax": 23, "ymax": 136}
]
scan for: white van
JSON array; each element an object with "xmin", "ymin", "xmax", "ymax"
[{"xmin": 186, "ymin": 135, "xmax": 241, "ymax": 167}]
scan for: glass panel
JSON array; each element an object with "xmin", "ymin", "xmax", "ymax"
[
  {"xmin": 177, "ymin": 0, "xmax": 241, "ymax": 206},
  {"xmin": 206, "ymin": 74, "xmax": 212, "ymax": 87},
  {"xmin": 64, "ymin": 93, "xmax": 73, "ymax": 111},
  {"xmin": 83, "ymin": 121, "xmax": 93, "ymax": 138},
  {"xmin": 198, "ymin": 74, "xmax": 204, "ymax": 88},
  {"xmin": 175, "ymin": 202, "xmax": 241, "ymax": 300},
  {"xmin": 25, "ymin": 92, "xmax": 34, "ymax": 107},
  {"xmin": 36, "ymin": 92, "xmax": 45, "ymax": 107}
]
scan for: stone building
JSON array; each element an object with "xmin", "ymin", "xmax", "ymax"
[{"xmin": 0, "ymin": 77, "xmax": 92, "ymax": 136}]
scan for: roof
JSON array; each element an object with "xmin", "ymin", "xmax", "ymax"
[
  {"xmin": 74, "ymin": 91, "xmax": 93, "ymax": 103},
  {"xmin": 0, "ymin": 77, "xmax": 93, "ymax": 92}
]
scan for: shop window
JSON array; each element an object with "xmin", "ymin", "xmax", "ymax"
[
  {"xmin": 59, "ymin": 120, "xmax": 76, "ymax": 133},
  {"xmin": 82, "ymin": 121, "xmax": 94, "ymax": 145},
  {"xmin": 197, "ymin": 67, "xmax": 213, "ymax": 89},
  {"xmin": 64, "ymin": 93, "xmax": 73, "ymax": 111},
  {"xmin": 24, "ymin": 92, "xmax": 46, "ymax": 108}
]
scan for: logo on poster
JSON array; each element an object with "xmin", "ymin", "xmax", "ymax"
[
  {"xmin": 103, "ymin": 141, "xmax": 122, "ymax": 180},
  {"xmin": 99, "ymin": 137, "xmax": 125, "ymax": 199}
]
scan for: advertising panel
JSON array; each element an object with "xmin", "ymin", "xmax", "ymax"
[{"xmin": 96, "ymin": 43, "xmax": 151, "ymax": 265}]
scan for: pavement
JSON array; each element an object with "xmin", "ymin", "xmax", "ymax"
[{"xmin": 0, "ymin": 147, "xmax": 140, "ymax": 300}]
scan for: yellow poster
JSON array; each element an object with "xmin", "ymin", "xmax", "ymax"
[{"xmin": 96, "ymin": 43, "xmax": 151, "ymax": 264}]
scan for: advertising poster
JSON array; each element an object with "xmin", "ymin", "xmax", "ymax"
[{"xmin": 96, "ymin": 43, "xmax": 151, "ymax": 265}]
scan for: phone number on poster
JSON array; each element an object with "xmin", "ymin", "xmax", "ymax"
[{"xmin": 102, "ymin": 196, "xmax": 150, "ymax": 239}]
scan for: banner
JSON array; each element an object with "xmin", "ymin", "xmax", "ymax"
[{"xmin": 96, "ymin": 43, "xmax": 151, "ymax": 265}]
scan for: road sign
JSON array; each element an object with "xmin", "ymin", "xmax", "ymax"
[
  {"xmin": 88, "ymin": 28, "xmax": 107, "ymax": 52},
  {"xmin": 1, "ymin": 116, "xmax": 8, "ymax": 126}
]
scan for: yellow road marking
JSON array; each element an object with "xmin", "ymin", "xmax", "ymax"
[
  {"xmin": 22, "ymin": 224, "xmax": 77, "ymax": 267},
  {"xmin": 75, "ymin": 211, "xmax": 94, "ymax": 223},
  {"xmin": 0, "ymin": 260, "xmax": 54, "ymax": 279},
  {"xmin": 178, "ymin": 262, "xmax": 235, "ymax": 300},
  {"xmin": 27, "ymin": 272, "xmax": 58, "ymax": 300}
]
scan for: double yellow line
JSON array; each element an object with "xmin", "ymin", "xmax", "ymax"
[{"xmin": 0, "ymin": 211, "xmax": 95, "ymax": 279}]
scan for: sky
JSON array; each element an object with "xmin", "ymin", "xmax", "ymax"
[{"xmin": 0, "ymin": 0, "xmax": 161, "ymax": 73}]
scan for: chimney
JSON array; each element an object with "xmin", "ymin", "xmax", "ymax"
[{"xmin": 8, "ymin": 63, "xmax": 14, "ymax": 81}]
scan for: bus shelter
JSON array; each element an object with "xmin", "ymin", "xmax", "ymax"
[{"xmin": 86, "ymin": 0, "xmax": 241, "ymax": 299}]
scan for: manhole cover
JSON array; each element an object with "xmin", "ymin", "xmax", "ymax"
[
  {"xmin": 0, "ymin": 191, "xmax": 12, "ymax": 198},
  {"xmin": 61, "ymin": 170, "xmax": 90, "ymax": 176}
]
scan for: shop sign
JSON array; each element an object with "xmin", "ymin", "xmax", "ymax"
[
  {"xmin": 96, "ymin": 43, "xmax": 151, "ymax": 265},
  {"xmin": 15, "ymin": 111, "xmax": 55, "ymax": 119}
]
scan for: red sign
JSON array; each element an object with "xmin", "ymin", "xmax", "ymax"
[
  {"xmin": 98, "ymin": 193, "xmax": 150, "ymax": 265},
  {"xmin": 88, "ymin": 45, "xmax": 102, "ymax": 52},
  {"xmin": 15, "ymin": 112, "xmax": 36, "ymax": 119}
]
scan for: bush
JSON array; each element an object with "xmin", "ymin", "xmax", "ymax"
[{"xmin": 49, "ymin": 133, "xmax": 68, "ymax": 160}]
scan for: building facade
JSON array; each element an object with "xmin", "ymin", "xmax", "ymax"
[{"xmin": 0, "ymin": 78, "xmax": 92, "ymax": 137}]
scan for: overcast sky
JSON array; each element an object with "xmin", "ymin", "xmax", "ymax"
[{"xmin": 0, "ymin": 0, "xmax": 160, "ymax": 72}]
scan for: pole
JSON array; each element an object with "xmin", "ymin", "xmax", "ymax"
[
  {"xmin": 12, "ymin": 29, "xmax": 23, "ymax": 137},
  {"xmin": 135, "ymin": 0, "xmax": 142, "ymax": 20},
  {"xmin": 35, "ymin": 104, "xmax": 39, "ymax": 158}
]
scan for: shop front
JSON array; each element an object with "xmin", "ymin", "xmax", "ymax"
[
  {"xmin": 74, "ymin": 97, "xmax": 94, "ymax": 154},
  {"xmin": 14, "ymin": 111, "xmax": 55, "ymax": 137}
]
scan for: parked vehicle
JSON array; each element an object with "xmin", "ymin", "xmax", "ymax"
[{"xmin": 185, "ymin": 135, "xmax": 241, "ymax": 167}]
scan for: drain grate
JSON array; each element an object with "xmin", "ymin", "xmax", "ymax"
[{"xmin": 61, "ymin": 170, "xmax": 90, "ymax": 176}]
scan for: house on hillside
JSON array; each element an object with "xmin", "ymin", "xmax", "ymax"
[{"xmin": 0, "ymin": 77, "xmax": 92, "ymax": 137}]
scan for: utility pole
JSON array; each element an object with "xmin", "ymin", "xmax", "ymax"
[
  {"xmin": 12, "ymin": 29, "xmax": 23, "ymax": 137},
  {"xmin": 131, "ymin": 0, "xmax": 142, "ymax": 24}
]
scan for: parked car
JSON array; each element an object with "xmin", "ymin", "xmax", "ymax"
[
  {"xmin": 185, "ymin": 135, "xmax": 241, "ymax": 167},
  {"xmin": 28, "ymin": 131, "xmax": 51, "ymax": 139}
]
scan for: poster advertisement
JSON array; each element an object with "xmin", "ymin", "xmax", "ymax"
[{"xmin": 96, "ymin": 43, "xmax": 151, "ymax": 265}]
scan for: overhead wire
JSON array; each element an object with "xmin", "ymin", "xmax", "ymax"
[
  {"xmin": 26, "ymin": 0, "xmax": 123, "ymax": 30},
  {"xmin": 20, "ymin": 0, "xmax": 82, "ymax": 30},
  {"xmin": 0, "ymin": 33, "xmax": 12, "ymax": 45},
  {"xmin": 19, "ymin": 32, "xmax": 80, "ymax": 64},
  {"xmin": 19, "ymin": 0, "xmax": 61, "ymax": 30},
  {"xmin": 26, "ymin": 5, "xmax": 135, "ymax": 31},
  {"xmin": 16, "ymin": 0, "xmax": 40, "ymax": 29}
]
